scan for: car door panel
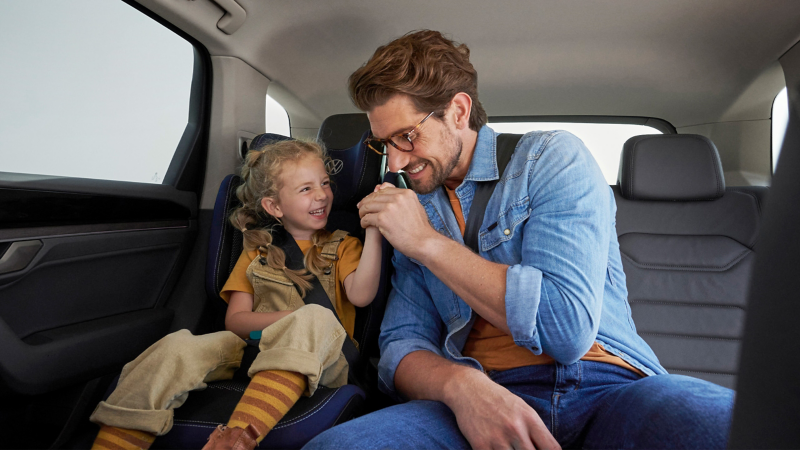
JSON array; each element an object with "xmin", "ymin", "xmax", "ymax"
[{"xmin": 0, "ymin": 179, "xmax": 197, "ymax": 395}]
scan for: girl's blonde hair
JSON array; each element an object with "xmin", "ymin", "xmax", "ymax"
[{"xmin": 229, "ymin": 139, "xmax": 335, "ymax": 297}]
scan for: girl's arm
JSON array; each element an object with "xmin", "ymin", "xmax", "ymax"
[
  {"xmin": 343, "ymin": 226, "xmax": 383, "ymax": 307},
  {"xmin": 225, "ymin": 291, "xmax": 293, "ymax": 339}
]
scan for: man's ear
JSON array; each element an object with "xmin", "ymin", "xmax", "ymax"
[
  {"xmin": 261, "ymin": 197, "xmax": 282, "ymax": 218},
  {"xmin": 451, "ymin": 92, "xmax": 473, "ymax": 131}
]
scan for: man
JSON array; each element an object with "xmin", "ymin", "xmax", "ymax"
[{"xmin": 306, "ymin": 30, "xmax": 733, "ymax": 450}]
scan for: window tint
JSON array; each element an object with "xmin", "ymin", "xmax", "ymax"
[
  {"xmin": 487, "ymin": 122, "xmax": 662, "ymax": 184},
  {"xmin": 0, "ymin": 0, "xmax": 194, "ymax": 184},
  {"xmin": 772, "ymin": 87, "xmax": 789, "ymax": 173},
  {"xmin": 266, "ymin": 95, "xmax": 291, "ymax": 137}
]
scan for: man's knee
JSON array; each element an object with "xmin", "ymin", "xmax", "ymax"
[{"xmin": 609, "ymin": 374, "xmax": 734, "ymax": 447}]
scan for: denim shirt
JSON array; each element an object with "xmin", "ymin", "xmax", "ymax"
[{"xmin": 377, "ymin": 126, "xmax": 666, "ymax": 399}]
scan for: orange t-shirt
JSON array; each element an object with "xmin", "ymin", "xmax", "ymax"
[
  {"xmin": 445, "ymin": 187, "xmax": 644, "ymax": 376},
  {"xmin": 219, "ymin": 235, "xmax": 363, "ymax": 338}
]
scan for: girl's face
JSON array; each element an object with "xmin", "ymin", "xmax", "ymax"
[{"xmin": 261, "ymin": 154, "xmax": 333, "ymax": 240}]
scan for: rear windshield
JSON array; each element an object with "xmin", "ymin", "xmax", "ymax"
[{"xmin": 487, "ymin": 122, "xmax": 663, "ymax": 184}]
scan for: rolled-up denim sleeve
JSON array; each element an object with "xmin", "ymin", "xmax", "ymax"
[
  {"xmin": 377, "ymin": 250, "xmax": 445, "ymax": 400},
  {"xmin": 506, "ymin": 132, "xmax": 611, "ymax": 364}
]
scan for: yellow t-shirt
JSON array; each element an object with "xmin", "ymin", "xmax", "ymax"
[
  {"xmin": 219, "ymin": 235, "xmax": 363, "ymax": 338},
  {"xmin": 445, "ymin": 187, "xmax": 644, "ymax": 376}
]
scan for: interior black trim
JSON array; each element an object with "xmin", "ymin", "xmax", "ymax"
[
  {"xmin": 0, "ymin": 220, "xmax": 189, "ymax": 241},
  {"xmin": 488, "ymin": 115, "xmax": 677, "ymax": 134},
  {"xmin": 0, "ymin": 188, "xmax": 192, "ymax": 229},
  {"xmin": 0, "ymin": 308, "xmax": 173, "ymax": 395}
]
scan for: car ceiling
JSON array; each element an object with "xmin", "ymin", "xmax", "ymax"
[{"xmin": 140, "ymin": 0, "xmax": 800, "ymax": 128}]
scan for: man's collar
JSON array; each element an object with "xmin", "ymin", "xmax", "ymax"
[
  {"xmin": 463, "ymin": 125, "xmax": 498, "ymax": 182},
  {"xmin": 415, "ymin": 125, "xmax": 497, "ymax": 203}
]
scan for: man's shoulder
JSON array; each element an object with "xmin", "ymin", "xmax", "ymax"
[{"xmin": 512, "ymin": 129, "xmax": 586, "ymax": 159}]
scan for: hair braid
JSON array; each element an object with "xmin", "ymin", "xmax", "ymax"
[{"xmin": 228, "ymin": 139, "xmax": 335, "ymax": 297}]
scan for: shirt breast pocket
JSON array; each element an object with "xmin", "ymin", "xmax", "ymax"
[{"xmin": 479, "ymin": 197, "xmax": 531, "ymax": 254}]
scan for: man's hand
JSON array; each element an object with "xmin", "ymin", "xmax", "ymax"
[
  {"xmin": 357, "ymin": 185, "xmax": 440, "ymax": 260},
  {"xmin": 445, "ymin": 369, "xmax": 560, "ymax": 450}
]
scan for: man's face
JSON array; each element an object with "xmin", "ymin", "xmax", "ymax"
[{"xmin": 368, "ymin": 95, "xmax": 462, "ymax": 194}]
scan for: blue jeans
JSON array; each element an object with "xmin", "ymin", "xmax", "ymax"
[{"xmin": 304, "ymin": 362, "xmax": 734, "ymax": 449}]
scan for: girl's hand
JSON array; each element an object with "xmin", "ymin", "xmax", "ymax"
[{"xmin": 373, "ymin": 182, "xmax": 395, "ymax": 193}]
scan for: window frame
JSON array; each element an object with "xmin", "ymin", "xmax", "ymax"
[
  {"xmin": 121, "ymin": 0, "xmax": 212, "ymax": 194},
  {"xmin": 488, "ymin": 115, "xmax": 677, "ymax": 135}
]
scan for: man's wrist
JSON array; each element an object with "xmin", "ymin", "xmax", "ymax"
[
  {"xmin": 412, "ymin": 231, "xmax": 449, "ymax": 265},
  {"xmin": 441, "ymin": 364, "xmax": 487, "ymax": 407}
]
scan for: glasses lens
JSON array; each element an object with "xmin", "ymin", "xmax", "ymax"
[{"xmin": 391, "ymin": 135, "xmax": 414, "ymax": 152}]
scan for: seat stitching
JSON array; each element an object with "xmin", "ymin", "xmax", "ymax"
[
  {"xmin": 620, "ymin": 247, "xmax": 750, "ymax": 271},
  {"xmin": 638, "ymin": 332, "xmax": 741, "ymax": 342},
  {"xmin": 271, "ymin": 389, "xmax": 337, "ymax": 429},
  {"xmin": 628, "ymin": 300, "xmax": 745, "ymax": 310}
]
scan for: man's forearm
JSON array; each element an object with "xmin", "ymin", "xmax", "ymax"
[
  {"xmin": 394, "ymin": 350, "xmax": 487, "ymax": 404},
  {"xmin": 415, "ymin": 234, "xmax": 511, "ymax": 334}
]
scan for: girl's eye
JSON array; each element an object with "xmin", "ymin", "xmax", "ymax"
[{"xmin": 322, "ymin": 180, "xmax": 330, "ymax": 186}]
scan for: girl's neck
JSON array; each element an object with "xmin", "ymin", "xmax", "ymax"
[{"xmin": 284, "ymin": 225, "xmax": 313, "ymax": 241}]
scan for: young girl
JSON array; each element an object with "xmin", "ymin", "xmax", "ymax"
[{"xmin": 89, "ymin": 139, "xmax": 382, "ymax": 450}]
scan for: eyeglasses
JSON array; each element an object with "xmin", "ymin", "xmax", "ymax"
[{"xmin": 364, "ymin": 111, "xmax": 435, "ymax": 156}]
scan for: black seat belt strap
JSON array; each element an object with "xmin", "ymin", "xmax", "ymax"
[
  {"xmin": 271, "ymin": 227, "xmax": 362, "ymax": 377},
  {"xmin": 463, "ymin": 134, "xmax": 522, "ymax": 253}
]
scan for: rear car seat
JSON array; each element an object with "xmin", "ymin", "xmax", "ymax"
[
  {"xmin": 613, "ymin": 134, "xmax": 766, "ymax": 389},
  {"xmin": 149, "ymin": 131, "xmax": 391, "ymax": 449}
]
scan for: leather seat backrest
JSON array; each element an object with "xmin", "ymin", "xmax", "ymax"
[{"xmin": 614, "ymin": 134, "xmax": 766, "ymax": 389}]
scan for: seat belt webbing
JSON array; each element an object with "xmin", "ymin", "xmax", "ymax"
[
  {"xmin": 271, "ymin": 227, "xmax": 362, "ymax": 377},
  {"xmin": 463, "ymin": 134, "xmax": 522, "ymax": 253}
]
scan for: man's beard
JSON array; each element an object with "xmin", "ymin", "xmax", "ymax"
[{"xmin": 407, "ymin": 128, "xmax": 463, "ymax": 195}]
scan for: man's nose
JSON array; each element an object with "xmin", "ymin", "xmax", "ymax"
[{"xmin": 387, "ymin": 147, "xmax": 411, "ymax": 173}]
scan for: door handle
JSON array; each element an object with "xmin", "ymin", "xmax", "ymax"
[{"xmin": 0, "ymin": 240, "xmax": 42, "ymax": 274}]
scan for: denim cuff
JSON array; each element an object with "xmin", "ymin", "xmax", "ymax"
[
  {"xmin": 505, "ymin": 264, "xmax": 544, "ymax": 352},
  {"xmin": 378, "ymin": 338, "xmax": 444, "ymax": 400}
]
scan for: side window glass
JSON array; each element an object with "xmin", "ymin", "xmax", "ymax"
[
  {"xmin": 772, "ymin": 87, "xmax": 789, "ymax": 173},
  {"xmin": 487, "ymin": 122, "xmax": 662, "ymax": 184},
  {"xmin": 0, "ymin": 0, "xmax": 194, "ymax": 184},
  {"xmin": 266, "ymin": 95, "xmax": 291, "ymax": 137}
]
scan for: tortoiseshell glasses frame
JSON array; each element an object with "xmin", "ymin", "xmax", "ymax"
[{"xmin": 363, "ymin": 111, "xmax": 436, "ymax": 156}]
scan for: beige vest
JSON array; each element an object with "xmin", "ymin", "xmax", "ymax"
[{"xmin": 245, "ymin": 230, "xmax": 349, "ymax": 314}]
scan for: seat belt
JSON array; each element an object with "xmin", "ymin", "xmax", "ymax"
[
  {"xmin": 463, "ymin": 134, "xmax": 522, "ymax": 253},
  {"xmin": 270, "ymin": 226, "xmax": 363, "ymax": 382}
]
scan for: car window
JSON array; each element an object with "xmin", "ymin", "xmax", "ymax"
[
  {"xmin": 266, "ymin": 95, "xmax": 291, "ymax": 137},
  {"xmin": 488, "ymin": 121, "xmax": 662, "ymax": 184},
  {"xmin": 772, "ymin": 87, "xmax": 789, "ymax": 173},
  {"xmin": 0, "ymin": 0, "xmax": 194, "ymax": 184}
]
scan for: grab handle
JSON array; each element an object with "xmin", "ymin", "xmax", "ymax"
[
  {"xmin": 211, "ymin": 0, "xmax": 247, "ymax": 35},
  {"xmin": 0, "ymin": 240, "xmax": 42, "ymax": 275}
]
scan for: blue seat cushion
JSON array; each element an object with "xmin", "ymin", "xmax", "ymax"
[{"xmin": 152, "ymin": 380, "xmax": 365, "ymax": 449}]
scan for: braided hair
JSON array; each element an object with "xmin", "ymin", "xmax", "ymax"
[{"xmin": 229, "ymin": 139, "xmax": 335, "ymax": 297}]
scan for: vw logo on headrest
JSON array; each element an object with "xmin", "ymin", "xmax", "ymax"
[{"xmin": 327, "ymin": 159, "xmax": 344, "ymax": 175}]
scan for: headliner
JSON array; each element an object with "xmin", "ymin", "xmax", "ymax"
[{"xmin": 140, "ymin": 0, "xmax": 800, "ymax": 128}]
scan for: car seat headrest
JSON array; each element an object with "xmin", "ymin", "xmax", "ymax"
[
  {"xmin": 317, "ymin": 114, "xmax": 371, "ymax": 150},
  {"xmin": 327, "ymin": 130, "xmax": 382, "ymax": 210},
  {"xmin": 618, "ymin": 134, "xmax": 726, "ymax": 201},
  {"xmin": 249, "ymin": 133, "xmax": 293, "ymax": 150}
]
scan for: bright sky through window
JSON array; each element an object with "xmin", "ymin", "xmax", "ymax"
[{"xmin": 488, "ymin": 122, "xmax": 662, "ymax": 184}]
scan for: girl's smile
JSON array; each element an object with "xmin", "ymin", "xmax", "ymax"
[{"xmin": 261, "ymin": 154, "xmax": 333, "ymax": 240}]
